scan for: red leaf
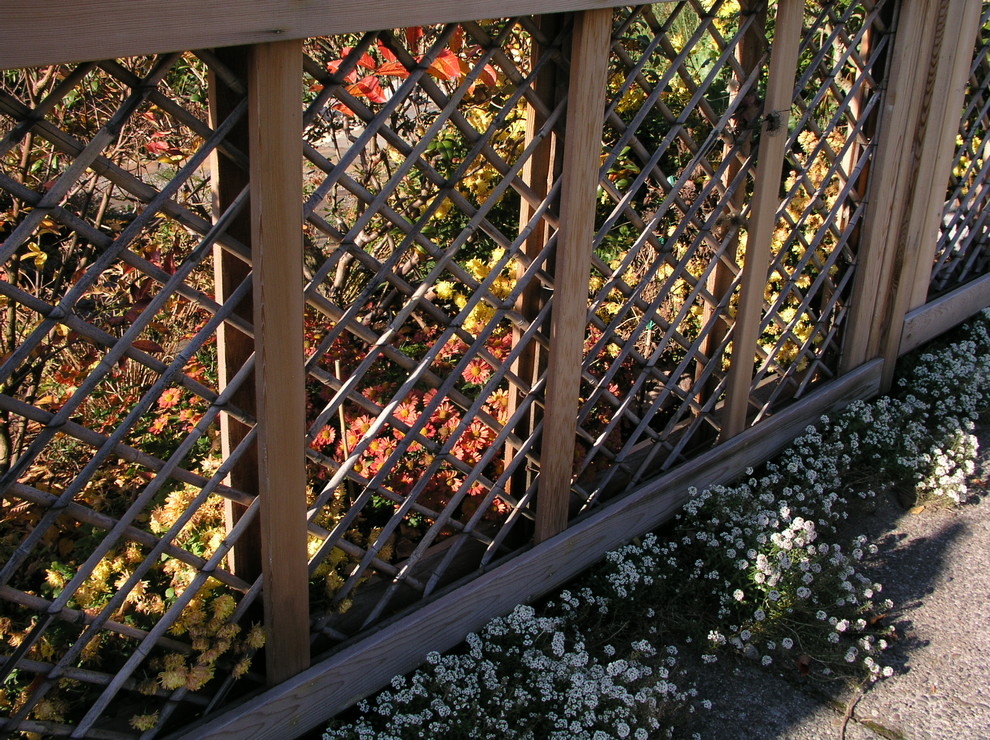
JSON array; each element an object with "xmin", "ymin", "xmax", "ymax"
[
  {"xmin": 349, "ymin": 75, "xmax": 388, "ymax": 104},
  {"xmin": 478, "ymin": 63, "xmax": 498, "ymax": 88},
  {"xmin": 426, "ymin": 49, "xmax": 462, "ymax": 82},
  {"xmin": 145, "ymin": 140, "xmax": 170, "ymax": 155},
  {"xmin": 132, "ymin": 339, "xmax": 166, "ymax": 354},
  {"xmin": 341, "ymin": 47, "xmax": 377, "ymax": 70},
  {"xmin": 377, "ymin": 40, "xmax": 399, "ymax": 63},
  {"xmin": 376, "ymin": 61, "xmax": 409, "ymax": 78},
  {"xmin": 332, "ymin": 101, "xmax": 355, "ymax": 117},
  {"xmin": 326, "ymin": 59, "xmax": 359, "ymax": 84},
  {"xmin": 405, "ymin": 26, "xmax": 424, "ymax": 54},
  {"xmin": 450, "ymin": 26, "xmax": 464, "ymax": 54}
]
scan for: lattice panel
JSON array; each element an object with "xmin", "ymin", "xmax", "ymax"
[
  {"xmin": 743, "ymin": 0, "xmax": 892, "ymax": 424},
  {"xmin": 931, "ymin": 4, "xmax": 990, "ymax": 296},
  {"xmin": 0, "ymin": 55, "xmax": 264, "ymax": 737},
  {"xmin": 572, "ymin": 1, "xmax": 766, "ymax": 504},
  {"xmin": 0, "ymin": 3, "xmax": 913, "ymax": 736},
  {"xmin": 298, "ymin": 19, "xmax": 567, "ymax": 645}
]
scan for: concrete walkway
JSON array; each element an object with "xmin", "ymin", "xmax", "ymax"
[{"xmin": 681, "ymin": 438, "xmax": 990, "ymax": 739}]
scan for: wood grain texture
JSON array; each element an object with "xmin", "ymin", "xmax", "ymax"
[
  {"xmin": 248, "ymin": 39, "xmax": 310, "ymax": 684},
  {"xmin": 174, "ymin": 358, "xmax": 883, "ymax": 740},
  {"xmin": 902, "ymin": 0, "xmax": 984, "ymax": 311},
  {"xmin": 900, "ymin": 272, "xmax": 990, "ymax": 355},
  {"xmin": 873, "ymin": 0, "xmax": 982, "ymax": 388},
  {"xmin": 722, "ymin": 0, "xmax": 805, "ymax": 438},
  {"xmin": 0, "ymin": 0, "xmax": 634, "ymax": 70},
  {"xmin": 696, "ymin": 0, "xmax": 766, "ymax": 404},
  {"xmin": 839, "ymin": 0, "xmax": 948, "ymax": 378},
  {"xmin": 536, "ymin": 8, "xmax": 613, "ymax": 544}
]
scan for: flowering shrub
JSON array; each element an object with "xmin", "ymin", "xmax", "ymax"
[
  {"xmin": 326, "ymin": 310, "xmax": 990, "ymax": 738},
  {"xmin": 324, "ymin": 600, "xmax": 695, "ymax": 740}
]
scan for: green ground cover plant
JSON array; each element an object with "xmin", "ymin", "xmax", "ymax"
[{"xmin": 324, "ymin": 310, "xmax": 990, "ymax": 740}]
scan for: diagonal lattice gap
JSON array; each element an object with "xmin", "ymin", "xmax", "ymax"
[
  {"xmin": 576, "ymin": 224, "xmax": 743, "ymax": 498},
  {"xmin": 305, "ymin": 187, "xmax": 557, "ymax": 584},
  {"xmin": 0, "ymin": 187, "xmax": 253, "ymax": 545},
  {"xmin": 0, "ymin": 55, "xmax": 182, "ymax": 262},
  {"xmin": 349, "ymin": 302, "xmax": 558, "ymax": 627},
  {"xmin": 0, "ymin": 303, "xmax": 257, "ymax": 689},
  {"xmin": 579, "ymin": 143, "xmax": 752, "ymax": 445},
  {"xmin": 765, "ymin": 126, "xmax": 876, "ymax": 324}
]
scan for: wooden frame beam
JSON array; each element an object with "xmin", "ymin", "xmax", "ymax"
[
  {"xmin": 696, "ymin": 0, "xmax": 767, "ymax": 404},
  {"xmin": 248, "ymin": 39, "xmax": 310, "ymax": 684},
  {"xmin": 506, "ymin": 13, "xmax": 564, "ymax": 503},
  {"xmin": 840, "ymin": 0, "xmax": 982, "ymax": 388},
  {"xmin": 0, "ymin": 0, "xmax": 639, "ymax": 70},
  {"xmin": 535, "ymin": 7, "xmax": 612, "ymax": 543},
  {"xmin": 209, "ymin": 46, "xmax": 261, "ymax": 582},
  {"xmin": 902, "ymin": 0, "xmax": 984, "ymax": 313},
  {"xmin": 900, "ymin": 272, "xmax": 990, "ymax": 356}
]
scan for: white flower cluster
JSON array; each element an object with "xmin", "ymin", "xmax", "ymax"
[
  {"xmin": 589, "ymin": 312, "xmax": 990, "ymax": 680},
  {"xmin": 324, "ymin": 601, "xmax": 692, "ymax": 739},
  {"xmin": 884, "ymin": 312, "xmax": 990, "ymax": 503}
]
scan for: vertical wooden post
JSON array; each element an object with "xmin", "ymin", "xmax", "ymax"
[
  {"xmin": 840, "ymin": 0, "xmax": 982, "ymax": 388},
  {"xmin": 535, "ymin": 8, "xmax": 612, "ymax": 544},
  {"xmin": 507, "ymin": 14, "xmax": 564, "ymax": 501},
  {"xmin": 248, "ymin": 39, "xmax": 310, "ymax": 683},
  {"xmin": 697, "ymin": 0, "xmax": 767, "ymax": 399},
  {"xmin": 902, "ymin": 0, "xmax": 983, "ymax": 312},
  {"xmin": 209, "ymin": 46, "xmax": 262, "ymax": 581},
  {"xmin": 723, "ymin": 0, "xmax": 805, "ymax": 439}
]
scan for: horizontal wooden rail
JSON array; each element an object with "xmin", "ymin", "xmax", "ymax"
[
  {"xmin": 0, "ymin": 0, "xmax": 639, "ymax": 70},
  {"xmin": 900, "ymin": 273, "xmax": 990, "ymax": 356},
  {"xmin": 174, "ymin": 359, "xmax": 883, "ymax": 740}
]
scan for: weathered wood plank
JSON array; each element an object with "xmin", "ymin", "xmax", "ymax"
[
  {"xmin": 840, "ymin": 0, "xmax": 972, "ymax": 385},
  {"xmin": 175, "ymin": 358, "xmax": 883, "ymax": 740},
  {"xmin": 903, "ymin": 0, "xmax": 984, "ymax": 312},
  {"xmin": 874, "ymin": 0, "xmax": 983, "ymax": 387},
  {"xmin": 536, "ymin": 7, "xmax": 612, "ymax": 543},
  {"xmin": 900, "ymin": 272, "xmax": 990, "ymax": 355},
  {"xmin": 0, "ymin": 0, "xmax": 639, "ymax": 70},
  {"xmin": 248, "ymin": 39, "xmax": 310, "ymax": 684},
  {"xmin": 722, "ymin": 0, "xmax": 805, "ymax": 438}
]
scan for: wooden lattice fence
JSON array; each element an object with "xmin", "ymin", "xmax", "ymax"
[{"xmin": 0, "ymin": 1, "xmax": 988, "ymax": 737}]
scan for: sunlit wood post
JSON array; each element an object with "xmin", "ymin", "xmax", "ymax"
[
  {"xmin": 841, "ymin": 0, "xmax": 983, "ymax": 389},
  {"xmin": 247, "ymin": 38, "xmax": 311, "ymax": 684},
  {"xmin": 536, "ymin": 8, "xmax": 612, "ymax": 543},
  {"xmin": 901, "ymin": 1, "xmax": 984, "ymax": 325},
  {"xmin": 723, "ymin": 0, "xmax": 805, "ymax": 438},
  {"xmin": 209, "ymin": 46, "xmax": 262, "ymax": 582}
]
